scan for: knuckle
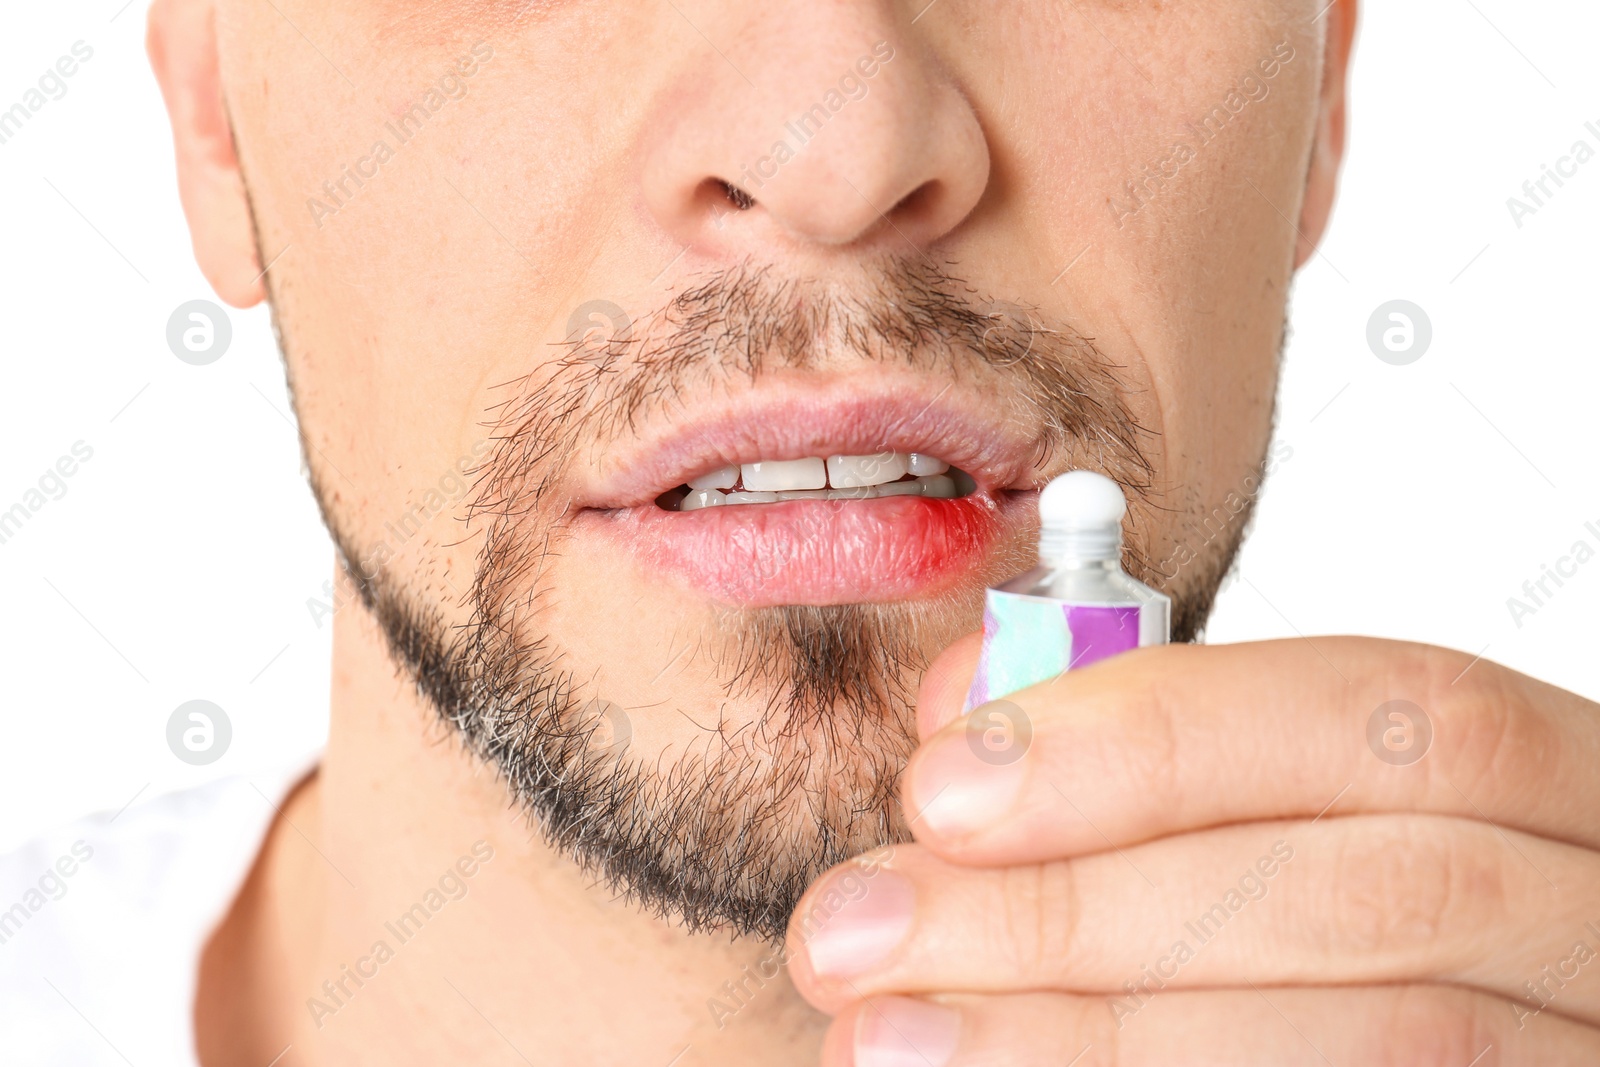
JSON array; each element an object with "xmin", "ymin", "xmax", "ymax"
[
  {"xmin": 1367, "ymin": 985, "xmax": 1503, "ymax": 1067},
  {"xmin": 1316, "ymin": 818, "xmax": 1503, "ymax": 961},
  {"xmin": 994, "ymin": 861, "xmax": 1080, "ymax": 978},
  {"xmin": 1419, "ymin": 644, "xmax": 1507, "ymax": 753},
  {"xmin": 1375, "ymin": 641, "xmax": 1564, "ymax": 820},
  {"xmin": 1425, "ymin": 650, "xmax": 1558, "ymax": 801},
  {"xmin": 1100, "ymin": 669, "xmax": 1184, "ymax": 820}
]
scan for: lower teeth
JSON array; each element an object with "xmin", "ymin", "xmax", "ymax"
[{"xmin": 667, "ymin": 470, "xmax": 972, "ymax": 511}]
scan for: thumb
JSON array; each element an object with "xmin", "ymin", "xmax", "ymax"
[{"xmin": 915, "ymin": 631, "xmax": 984, "ymax": 740}]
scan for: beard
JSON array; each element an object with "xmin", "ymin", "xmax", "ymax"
[{"xmin": 294, "ymin": 258, "xmax": 1256, "ymax": 941}]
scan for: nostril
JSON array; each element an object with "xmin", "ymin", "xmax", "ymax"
[
  {"xmin": 716, "ymin": 179, "xmax": 755, "ymax": 210},
  {"xmin": 886, "ymin": 180, "xmax": 944, "ymax": 228},
  {"xmin": 685, "ymin": 178, "xmax": 757, "ymax": 236}
]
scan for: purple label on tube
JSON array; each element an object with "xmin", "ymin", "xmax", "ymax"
[{"xmin": 1064, "ymin": 604, "xmax": 1141, "ymax": 669}]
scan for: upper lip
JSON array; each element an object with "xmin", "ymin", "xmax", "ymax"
[{"xmin": 576, "ymin": 377, "xmax": 1048, "ymax": 509}]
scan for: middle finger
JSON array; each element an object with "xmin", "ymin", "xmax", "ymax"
[{"xmin": 786, "ymin": 815, "xmax": 1600, "ymax": 1025}]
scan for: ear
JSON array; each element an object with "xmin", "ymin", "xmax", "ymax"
[
  {"xmin": 148, "ymin": 0, "xmax": 264, "ymax": 307},
  {"xmin": 1294, "ymin": 0, "xmax": 1357, "ymax": 267}
]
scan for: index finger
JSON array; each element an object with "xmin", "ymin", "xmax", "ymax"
[{"xmin": 905, "ymin": 636, "xmax": 1600, "ymax": 862}]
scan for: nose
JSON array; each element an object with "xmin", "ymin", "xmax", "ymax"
[{"xmin": 640, "ymin": 4, "xmax": 991, "ymax": 257}]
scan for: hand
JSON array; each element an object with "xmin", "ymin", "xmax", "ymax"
[{"xmin": 784, "ymin": 637, "xmax": 1600, "ymax": 1065}]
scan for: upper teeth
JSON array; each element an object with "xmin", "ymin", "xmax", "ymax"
[
  {"xmin": 672, "ymin": 452, "xmax": 962, "ymax": 510},
  {"xmin": 743, "ymin": 458, "xmax": 827, "ymax": 491},
  {"xmin": 827, "ymin": 452, "xmax": 905, "ymax": 487}
]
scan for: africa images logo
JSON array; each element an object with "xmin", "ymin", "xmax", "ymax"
[{"xmin": 1109, "ymin": 38, "xmax": 1297, "ymax": 228}]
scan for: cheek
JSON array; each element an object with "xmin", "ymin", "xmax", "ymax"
[
  {"xmin": 231, "ymin": 5, "xmax": 685, "ymax": 553},
  {"xmin": 972, "ymin": 5, "xmax": 1314, "ymax": 527}
]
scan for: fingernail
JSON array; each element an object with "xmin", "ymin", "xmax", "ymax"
[
  {"xmin": 855, "ymin": 997, "xmax": 960, "ymax": 1067},
  {"xmin": 800, "ymin": 868, "xmax": 914, "ymax": 980},
  {"xmin": 908, "ymin": 732, "xmax": 1026, "ymax": 839}
]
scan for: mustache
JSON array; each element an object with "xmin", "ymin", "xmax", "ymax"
[
  {"xmin": 471, "ymin": 258, "xmax": 1153, "ymax": 514},
  {"xmin": 465, "ymin": 259, "xmax": 1156, "ymax": 625}
]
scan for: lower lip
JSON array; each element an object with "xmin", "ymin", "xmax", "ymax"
[{"xmin": 590, "ymin": 493, "xmax": 1015, "ymax": 606}]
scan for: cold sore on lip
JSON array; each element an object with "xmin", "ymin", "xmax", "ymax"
[{"xmin": 573, "ymin": 393, "xmax": 1044, "ymax": 605}]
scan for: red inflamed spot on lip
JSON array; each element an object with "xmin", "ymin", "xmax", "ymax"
[{"xmin": 587, "ymin": 493, "xmax": 1008, "ymax": 606}]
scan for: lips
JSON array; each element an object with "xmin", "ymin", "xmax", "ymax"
[{"xmin": 571, "ymin": 383, "xmax": 1046, "ymax": 606}]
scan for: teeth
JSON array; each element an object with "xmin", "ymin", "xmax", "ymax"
[
  {"xmin": 666, "ymin": 453, "xmax": 971, "ymax": 510},
  {"xmin": 827, "ymin": 452, "xmax": 908, "ymax": 488},
  {"xmin": 741, "ymin": 458, "xmax": 826, "ymax": 492},
  {"xmin": 679, "ymin": 488, "xmax": 727, "ymax": 511},
  {"xmin": 688, "ymin": 464, "xmax": 739, "ymax": 490}
]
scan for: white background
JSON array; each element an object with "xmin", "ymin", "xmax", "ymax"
[{"xmin": 1, "ymin": 2, "xmax": 1595, "ymax": 852}]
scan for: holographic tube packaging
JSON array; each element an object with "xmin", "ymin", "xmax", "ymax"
[{"xmin": 964, "ymin": 471, "xmax": 1170, "ymax": 710}]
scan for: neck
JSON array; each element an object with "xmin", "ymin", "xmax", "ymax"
[{"xmin": 197, "ymin": 569, "xmax": 828, "ymax": 1067}]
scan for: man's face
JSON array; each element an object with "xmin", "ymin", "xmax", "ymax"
[{"xmin": 205, "ymin": 1, "xmax": 1329, "ymax": 937}]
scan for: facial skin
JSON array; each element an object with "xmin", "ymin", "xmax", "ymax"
[{"xmin": 150, "ymin": 0, "xmax": 1354, "ymax": 1063}]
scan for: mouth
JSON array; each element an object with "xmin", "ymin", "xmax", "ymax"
[
  {"xmin": 655, "ymin": 452, "xmax": 978, "ymax": 510},
  {"xmin": 574, "ymin": 382, "xmax": 1044, "ymax": 606}
]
